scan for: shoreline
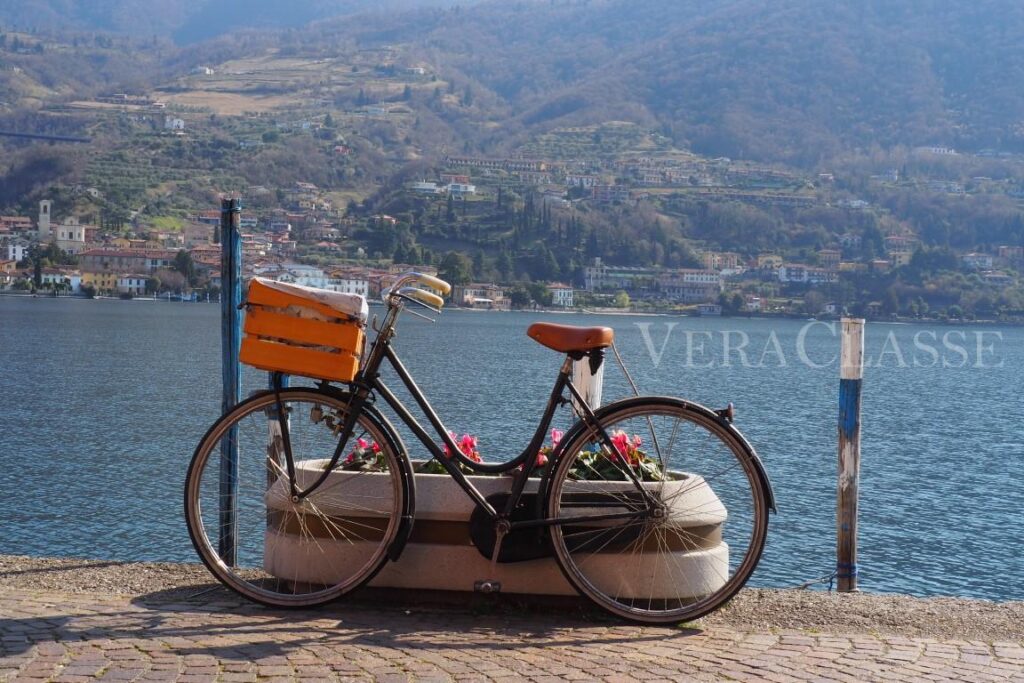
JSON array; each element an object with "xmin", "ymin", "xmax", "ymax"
[
  {"xmin": 2, "ymin": 292, "xmax": 1020, "ymax": 325},
  {"xmin": 1, "ymin": 554, "xmax": 1021, "ymax": 640}
]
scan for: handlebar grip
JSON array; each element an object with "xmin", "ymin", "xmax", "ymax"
[
  {"xmin": 415, "ymin": 273, "xmax": 451, "ymax": 295},
  {"xmin": 400, "ymin": 287, "xmax": 445, "ymax": 310}
]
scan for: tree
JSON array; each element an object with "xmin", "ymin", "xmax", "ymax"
[
  {"xmin": 508, "ymin": 285, "xmax": 531, "ymax": 309},
  {"xmin": 613, "ymin": 291, "xmax": 631, "ymax": 308},
  {"xmin": 803, "ymin": 290, "xmax": 825, "ymax": 315},
  {"xmin": 438, "ymin": 251, "xmax": 472, "ymax": 285},
  {"xmin": 155, "ymin": 268, "xmax": 186, "ymax": 294},
  {"xmin": 496, "ymin": 251, "xmax": 514, "ymax": 280},
  {"xmin": 472, "ymin": 251, "xmax": 486, "ymax": 279},
  {"xmin": 528, "ymin": 283, "xmax": 552, "ymax": 307},
  {"xmin": 174, "ymin": 250, "xmax": 197, "ymax": 287},
  {"xmin": 719, "ymin": 291, "xmax": 746, "ymax": 315}
]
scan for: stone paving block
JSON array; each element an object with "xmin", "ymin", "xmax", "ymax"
[{"xmin": 1, "ymin": 587, "xmax": 1023, "ymax": 683}]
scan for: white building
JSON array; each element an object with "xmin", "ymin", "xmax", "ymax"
[
  {"xmin": 962, "ymin": 253, "xmax": 994, "ymax": 270},
  {"xmin": 777, "ymin": 264, "xmax": 838, "ymax": 285},
  {"xmin": 657, "ymin": 270, "xmax": 723, "ymax": 303},
  {"xmin": 325, "ymin": 274, "xmax": 370, "ymax": 297},
  {"xmin": 410, "ymin": 181, "xmax": 444, "ymax": 195},
  {"xmin": 165, "ymin": 117, "xmax": 185, "ymax": 131},
  {"xmin": 117, "ymin": 274, "xmax": 148, "ymax": 296},
  {"xmin": 3, "ymin": 237, "xmax": 29, "ymax": 263},
  {"xmin": 447, "ymin": 183, "xmax": 477, "ymax": 196},
  {"xmin": 254, "ymin": 263, "xmax": 329, "ymax": 289},
  {"xmin": 41, "ymin": 269, "xmax": 82, "ymax": 292},
  {"xmin": 549, "ymin": 283, "xmax": 574, "ymax": 308},
  {"xmin": 54, "ymin": 217, "xmax": 88, "ymax": 254}
]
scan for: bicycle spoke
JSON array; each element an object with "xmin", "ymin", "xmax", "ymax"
[
  {"xmin": 548, "ymin": 400, "xmax": 767, "ymax": 624},
  {"xmin": 185, "ymin": 389, "xmax": 405, "ymax": 607}
]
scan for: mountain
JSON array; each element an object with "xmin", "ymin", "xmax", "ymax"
[
  {"xmin": 0, "ymin": 0, "xmax": 476, "ymax": 44},
  {"xmin": 318, "ymin": 0, "xmax": 1024, "ymax": 164},
  {"xmin": 5, "ymin": 0, "xmax": 1024, "ymax": 171}
]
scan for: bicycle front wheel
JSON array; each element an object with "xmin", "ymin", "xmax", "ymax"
[
  {"xmin": 546, "ymin": 397, "xmax": 769, "ymax": 624},
  {"xmin": 185, "ymin": 388, "xmax": 406, "ymax": 608}
]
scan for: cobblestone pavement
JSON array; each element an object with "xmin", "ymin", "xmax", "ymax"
[{"xmin": 2, "ymin": 587, "xmax": 1023, "ymax": 682}]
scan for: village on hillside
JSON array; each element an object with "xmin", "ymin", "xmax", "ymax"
[{"xmin": 2, "ymin": 164, "xmax": 1022, "ymax": 318}]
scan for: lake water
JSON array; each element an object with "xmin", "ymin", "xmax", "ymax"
[{"xmin": 1, "ymin": 295, "xmax": 1022, "ymax": 601}]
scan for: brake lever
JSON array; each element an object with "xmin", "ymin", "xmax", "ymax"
[
  {"xmin": 403, "ymin": 307, "xmax": 436, "ymax": 323},
  {"xmin": 396, "ymin": 292, "xmax": 442, "ymax": 315}
]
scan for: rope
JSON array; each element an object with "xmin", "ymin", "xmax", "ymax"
[{"xmin": 791, "ymin": 569, "xmax": 839, "ymax": 591}]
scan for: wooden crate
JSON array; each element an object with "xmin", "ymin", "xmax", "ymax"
[{"xmin": 240, "ymin": 278, "xmax": 366, "ymax": 383}]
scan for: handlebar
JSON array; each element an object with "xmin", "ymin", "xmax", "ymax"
[
  {"xmin": 412, "ymin": 273, "xmax": 451, "ymax": 295},
  {"xmin": 397, "ymin": 286, "xmax": 445, "ymax": 311},
  {"xmin": 383, "ymin": 272, "xmax": 452, "ymax": 313}
]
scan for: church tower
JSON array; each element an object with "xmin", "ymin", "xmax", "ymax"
[{"xmin": 38, "ymin": 200, "xmax": 52, "ymax": 240}]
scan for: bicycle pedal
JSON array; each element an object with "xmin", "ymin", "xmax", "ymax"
[{"xmin": 474, "ymin": 580, "xmax": 502, "ymax": 594}]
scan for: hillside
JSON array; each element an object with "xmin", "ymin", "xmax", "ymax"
[
  {"xmin": 317, "ymin": 0, "xmax": 1024, "ymax": 164},
  {"xmin": 0, "ymin": 0, "xmax": 475, "ymax": 43},
  {"xmin": 6, "ymin": 0, "xmax": 1024, "ymax": 162}
]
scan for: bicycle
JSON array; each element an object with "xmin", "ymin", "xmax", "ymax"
[{"xmin": 185, "ymin": 272, "xmax": 775, "ymax": 624}]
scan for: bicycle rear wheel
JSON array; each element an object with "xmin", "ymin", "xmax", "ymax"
[
  {"xmin": 546, "ymin": 397, "xmax": 769, "ymax": 624},
  {"xmin": 185, "ymin": 388, "xmax": 406, "ymax": 608}
]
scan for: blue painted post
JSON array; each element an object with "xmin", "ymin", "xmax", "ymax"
[
  {"xmin": 837, "ymin": 317, "xmax": 865, "ymax": 592},
  {"xmin": 219, "ymin": 197, "xmax": 243, "ymax": 564}
]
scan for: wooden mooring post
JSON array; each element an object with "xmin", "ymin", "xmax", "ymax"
[
  {"xmin": 218, "ymin": 197, "xmax": 243, "ymax": 564},
  {"xmin": 837, "ymin": 317, "xmax": 865, "ymax": 592}
]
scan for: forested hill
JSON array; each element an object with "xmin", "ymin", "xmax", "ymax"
[
  {"xmin": 318, "ymin": 0, "xmax": 1024, "ymax": 165},
  {"xmin": 4, "ymin": 0, "xmax": 1024, "ymax": 165}
]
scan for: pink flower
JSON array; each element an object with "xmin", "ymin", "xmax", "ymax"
[
  {"xmin": 536, "ymin": 452, "xmax": 549, "ymax": 468},
  {"xmin": 371, "ymin": 442, "xmax": 382, "ymax": 454},
  {"xmin": 550, "ymin": 429, "xmax": 564, "ymax": 447},
  {"xmin": 631, "ymin": 434, "xmax": 643, "ymax": 449},
  {"xmin": 442, "ymin": 430, "xmax": 458, "ymax": 458},
  {"xmin": 458, "ymin": 433, "xmax": 482, "ymax": 463},
  {"xmin": 357, "ymin": 437, "xmax": 370, "ymax": 451},
  {"xmin": 610, "ymin": 430, "xmax": 630, "ymax": 458}
]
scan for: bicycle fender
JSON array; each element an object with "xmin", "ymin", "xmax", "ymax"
[
  {"xmin": 359, "ymin": 403, "xmax": 417, "ymax": 561},
  {"xmin": 702, "ymin": 402, "xmax": 777, "ymax": 514},
  {"xmin": 541, "ymin": 395, "xmax": 776, "ymax": 514}
]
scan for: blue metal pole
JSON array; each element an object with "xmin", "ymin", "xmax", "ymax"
[
  {"xmin": 219, "ymin": 197, "xmax": 243, "ymax": 564},
  {"xmin": 837, "ymin": 317, "xmax": 865, "ymax": 592}
]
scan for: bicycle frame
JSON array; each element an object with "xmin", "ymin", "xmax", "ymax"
[{"xmin": 274, "ymin": 297, "xmax": 655, "ymax": 533}]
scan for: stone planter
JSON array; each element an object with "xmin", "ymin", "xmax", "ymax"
[{"xmin": 263, "ymin": 460, "xmax": 727, "ymax": 596}]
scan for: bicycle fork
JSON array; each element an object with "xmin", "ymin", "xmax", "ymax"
[{"xmin": 267, "ymin": 374, "xmax": 372, "ymax": 502}]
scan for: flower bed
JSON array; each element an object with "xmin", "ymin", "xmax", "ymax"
[{"xmin": 263, "ymin": 454, "xmax": 729, "ymax": 597}]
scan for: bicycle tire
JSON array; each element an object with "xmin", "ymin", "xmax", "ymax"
[
  {"xmin": 185, "ymin": 387, "xmax": 407, "ymax": 608},
  {"xmin": 545, "ymin": 397, "xmax": 769, "ymax": 624}
]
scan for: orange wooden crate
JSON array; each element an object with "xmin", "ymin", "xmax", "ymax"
[{"xmin": 240, "ymin": 279, "xmax": 365, "ymax": 383}]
